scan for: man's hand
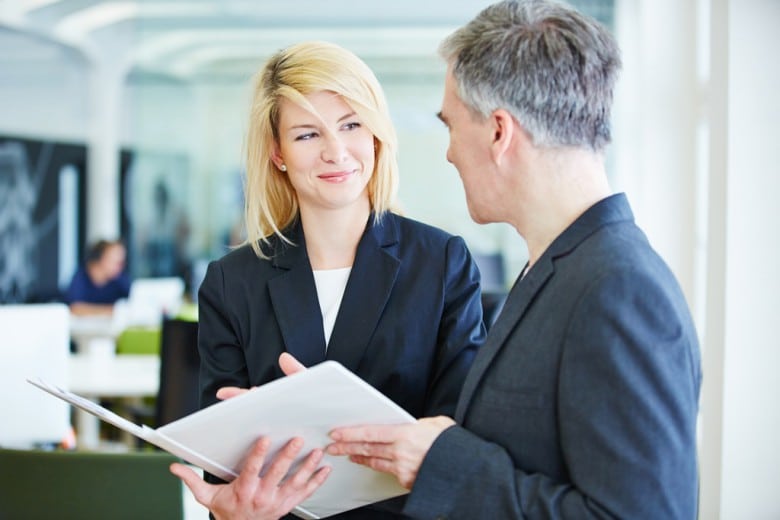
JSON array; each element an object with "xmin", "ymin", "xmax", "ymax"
[
  {"xmin": 170, "ymin": 437, "xmax": 330, "ymax": 520},
  {"xmin": 326, "ymin": 416, "xmax": 455, "ymax": 489}
]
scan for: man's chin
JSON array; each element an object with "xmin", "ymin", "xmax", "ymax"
[{"xmin": 467, "ymin": 208, "xmax": 489, "ymax": 225}]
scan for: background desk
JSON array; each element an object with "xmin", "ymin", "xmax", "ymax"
[
  {"xmin": 69, "ymin": 315, "xmax": 123, "ymax": 355},
  {"xmin": 67, "ymin": 354, "xmax": 209, "ymax": 518},
  {"xmin": 68, "ymin": 354, "xmax": 159, "ymax": 449}
]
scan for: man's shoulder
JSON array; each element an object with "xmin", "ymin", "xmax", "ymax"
[
  {"xmin": 65, "ymin": 268, "xmax": 92, "ymax": 301},
  {"xmin": 583, "ymin": 221, "xmax": 667, "ymax": 274},
  {"xmin": 70, "ymin": 267, "xmax": 89, "ymax": 281},
  {"xmin": 67, "ymin": 268, "xmax": 93, "ymax": 290}
]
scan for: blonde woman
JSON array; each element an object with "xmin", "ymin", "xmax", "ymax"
[{"xmin": 171, "ymin": 41, "xmax": 485, "ymax": 519}]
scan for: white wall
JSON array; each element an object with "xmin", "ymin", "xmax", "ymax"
[
  {"xmin": 0, "ymin": 30, "xmax": 89, "ymax": 141},
  {"xmin": 612, "ymin": 0, "xmax": 700, "ymax": 309},
  {"xmin": 386, "ymin": 81, "xmax": 526, "ymax": 279},
  {"xmin": 700, "ymin": 0, "xmax": 780, "ymax": 517}
]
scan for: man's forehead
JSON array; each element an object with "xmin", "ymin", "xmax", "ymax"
[{"xmin": 441, "ymin": 72, "xmax": 467, "ymax": 114}]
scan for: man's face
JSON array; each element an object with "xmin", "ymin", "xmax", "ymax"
[
  {"xmin": 101, "ymin": 244, "xmax": 126, "ymax": 279},
  {"xmin": 438, "ymin": 67, "xmax": 496, "ymax": 224}
]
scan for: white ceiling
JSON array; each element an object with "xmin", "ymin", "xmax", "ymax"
[{"xmin": 0, "ymin": 0, "xmax": 498, "ymax": 83}]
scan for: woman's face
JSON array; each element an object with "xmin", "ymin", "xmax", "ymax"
[{"xmin": 273, "ymin": 90, "xmax": 375, "ymax": 215}]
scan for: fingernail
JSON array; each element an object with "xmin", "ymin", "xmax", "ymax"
[{"xmin": 329, "ymin": 431, "xmax": 341, "ymax": 440}]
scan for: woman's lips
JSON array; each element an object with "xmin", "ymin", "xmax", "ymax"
[{"xmin": 318, "ymin": 170, "xmax": 356, "ymax": 182}]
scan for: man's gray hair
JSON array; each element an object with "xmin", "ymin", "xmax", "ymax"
[{"xmin": 439, "ymin": 0, "xmax": 621, "ymax": 152}]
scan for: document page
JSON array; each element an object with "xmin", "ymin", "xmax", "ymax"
[
  {"xmin": 30, "ymin": 360, "xmax": 415, "ymax": 519},
  {"xmin": 27, "ymin": 378, "xmax": 148, "ymax": 439}
]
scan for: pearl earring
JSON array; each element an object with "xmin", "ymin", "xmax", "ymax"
[{"xmin": 280, "ymin": 164, "xmax": 287, "ymax": 172}]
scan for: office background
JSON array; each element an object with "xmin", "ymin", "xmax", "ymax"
[{"xmin": 0, "ymin": 0, "xmax": 777, "ymax": 517}]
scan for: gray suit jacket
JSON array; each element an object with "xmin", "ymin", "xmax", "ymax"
[{"xmin": 404, "ymin": 194, "xmax": 702, "ymax": 519}]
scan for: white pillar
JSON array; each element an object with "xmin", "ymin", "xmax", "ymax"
[
  {"xmin": 698, "ymin": 0, "xmax": 729, "ymax": 515},
  {"xmin": 86, "ymin": 64, "xmax": 124, "ymax": 242},
  {"xmin": 700, "ymin": 0, "xmax": 780, "ymax": 517},
  {"xmin": 612, "ymin": 0, "xmax": 700, "ymax": 307}
]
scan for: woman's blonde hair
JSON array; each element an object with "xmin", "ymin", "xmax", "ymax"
[{"xmin": 243, "ymin": 40, "xmax": 399, "ymax": 258}]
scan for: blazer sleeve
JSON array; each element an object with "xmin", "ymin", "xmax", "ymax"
[
  {"xmin": 423, "ymin": 235, "xmax": 486, "ymax": 417},
  {"xmin": 197, "ymin": 260, "xmax": 250, "ymax": 411},
  {"xmin": 404, "ymin": 268, "xmax": 701, "ymax": 519},
  {"xmin": 197, "ymin": 259, "xmax": 256, "ymax": 490}
]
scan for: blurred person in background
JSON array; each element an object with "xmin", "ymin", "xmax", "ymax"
[{"xmin": 65, "ymin": 239, "xmax": 130, "ymax": 316}]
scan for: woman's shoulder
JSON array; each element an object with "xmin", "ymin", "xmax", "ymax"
[
  {"xmin": 212, "ymin": 243, "xmax": 258, "ymax": 266},
  {"xmin": 385, "ymin": 212, "xmax": 456, "ymax": 243},
  {"xmin": 208, "ymin": 241, "xmax": 279, "ymax": 274}
]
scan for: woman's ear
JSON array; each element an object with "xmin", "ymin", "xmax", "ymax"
[{"xmin": 270, "ymin": 144, "xmax": 284, "ymax": 171}]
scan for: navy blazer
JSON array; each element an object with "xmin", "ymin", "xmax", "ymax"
[
  {"xmin": 405, "ymin": 194, "xmax": 702, "ymax": 519},
  {"xmin": 197, "ymin": 212, "xmax": 486, "ymax": 516}
]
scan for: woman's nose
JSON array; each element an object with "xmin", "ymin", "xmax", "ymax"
[{"xmin": 321, "ymin": 133, "xmax": 348, "ymax": 163}]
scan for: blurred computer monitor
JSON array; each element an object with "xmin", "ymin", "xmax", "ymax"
[
  {"xmin": 0, "ymin": 303, "xmax": 71, "ymax": 448},
  {"xmin": 122, "ymin": 277, "xmax": 185, "ymax": 327}
]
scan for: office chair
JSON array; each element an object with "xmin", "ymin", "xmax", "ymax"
[
  {"xmin": 0, "ymin": 448, "xmax": 183, "ymax": 519},
  {"xmin": 122, "ymin": 317, "xmax": 200, "ymax": 445},
  {"xmin": 156, "ymin": 317, "xmax": 200, "ymax": 426},
  {"xmin": 472, "ymin": 251, "xmax": 507, "ymax": 293},
  {"xmin": 481, "ymin": 291, "xmax": 507, "ymax": 332},
  {"xmin": 472, "ymin": 252, "xmax": 508, "ymax": 332},
  {"xmin": 116, "ymin": 326, "xmax": 162, "ymax": 355}
]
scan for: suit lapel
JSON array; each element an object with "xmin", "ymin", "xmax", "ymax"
[
  {"xmin": 454, "ymin": 261, "xmax": 553, "ymax": 421},
  {"xmin": 326, "ymin": 215, "xmax": 400, "ymax": 373},
  {"xmin": 267, "ymin": 224, "xmax": 328, "ymax": 367},
  {"xmin": 454, "ymin": 193, "xmax": 636, "ymax": 422}
]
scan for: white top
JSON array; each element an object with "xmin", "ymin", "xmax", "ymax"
[{"xmin": 312, "ymin": 267, "xmax": 352, "ymax": 348}]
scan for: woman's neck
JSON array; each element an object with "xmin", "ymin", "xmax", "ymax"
[{"xmin": 300, "ymin": 202, "xmax": 370, "ymax": 270}]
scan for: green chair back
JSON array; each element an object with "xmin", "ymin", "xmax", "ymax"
[
  {"xmin": 0, "ymin": 448, "xmax": 183, "ymax": 519},
  {"xmin": 116, "ymin": 326, "xmax": 162, "ymax": 355}
]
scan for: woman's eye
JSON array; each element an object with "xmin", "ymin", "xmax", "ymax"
[
  {"xmin": 295, "ymin": 132, "xmax": 318, "ymax": 141},
  {"xmin": 343, "ymin": 122, "xmax": 361, "ymax": 131}
]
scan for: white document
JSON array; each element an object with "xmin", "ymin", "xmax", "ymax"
[{"xmin": 29, "ymin": 360, "xmax": 415, "ymax": 519}]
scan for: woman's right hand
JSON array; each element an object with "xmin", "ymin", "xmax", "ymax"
[{"xmin": 171, "ymin": 436, "xmax": 330, "ymax": 520}]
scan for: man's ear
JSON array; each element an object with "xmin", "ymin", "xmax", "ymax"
[{"xmin": 490, "ymin": 109, "xmax": 516, "ymax": 164}]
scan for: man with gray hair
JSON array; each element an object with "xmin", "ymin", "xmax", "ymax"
[{"xmin": 326, "ymin": 0, "xmax": 702, "ymax": 518}]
